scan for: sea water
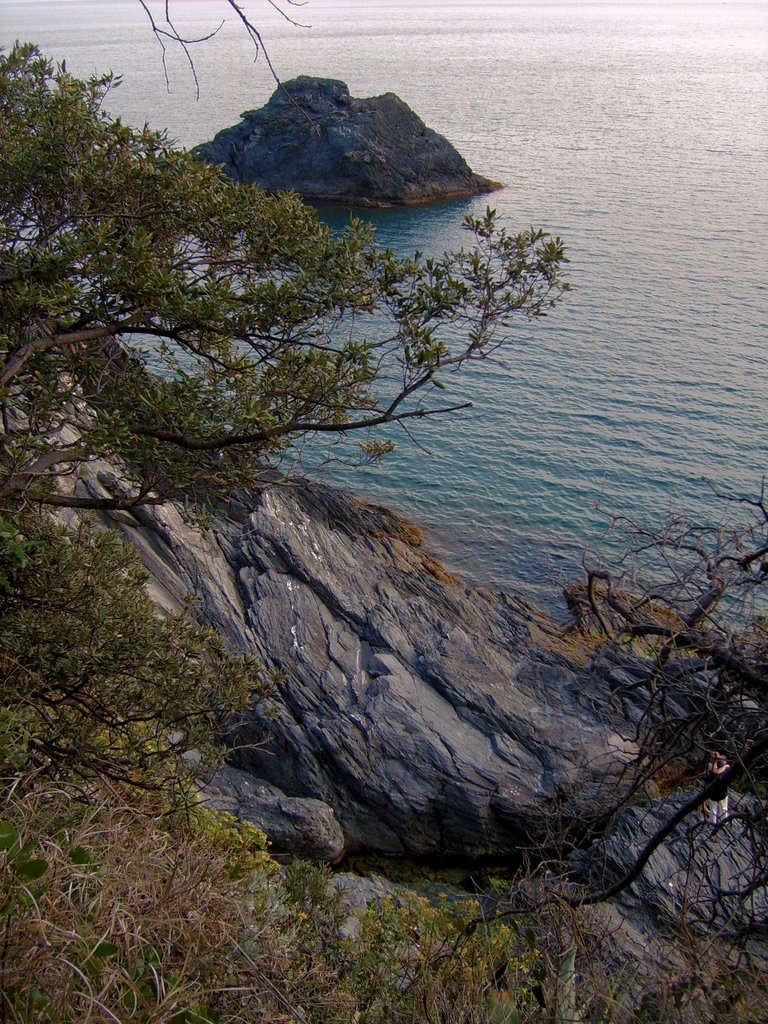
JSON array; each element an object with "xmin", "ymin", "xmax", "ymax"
[{"xmin": 2, "ymin": 0, "xmax": 766, "ymax": 610}]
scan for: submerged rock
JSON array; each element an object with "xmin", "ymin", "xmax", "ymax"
[
  {"xmin": 194, "ymin": 76, "xmax": 501, "ymax": 206},
  {"xmin": 75, "ymin": 464, "xmax": 637, "ymax": 862}
]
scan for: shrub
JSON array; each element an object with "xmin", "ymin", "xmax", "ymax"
[{"xmin": 0, "ymin": 513, "xmax": 268, "ymax": 792}]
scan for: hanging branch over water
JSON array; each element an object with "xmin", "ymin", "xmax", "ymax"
[
  {"xmin": 477, "ymin": 483, "xmax": 768, "ymax": 952},
  {"xmin": 0, "ymin": 46, "xmax": 569, "ymax": 513},
  {"xmin": 137, "ymin": 0, "xmax": 310, "ymax": 97}
]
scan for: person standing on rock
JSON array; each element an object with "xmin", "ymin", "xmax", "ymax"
[{"xmin": 706, "ymin": 750, "xmax": 730, "ymax": 824}]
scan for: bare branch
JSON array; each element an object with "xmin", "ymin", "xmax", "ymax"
[
  {"xmin": 128, "ymin": 401, "xmax": 473, "ymax": 451},
  {"xmin": 571, "ymin": 732, "xmax": 768, "ymax": 907},
  {"xmin": 138, "ymin": 0, "xmax": 312, "ymax": 102}
]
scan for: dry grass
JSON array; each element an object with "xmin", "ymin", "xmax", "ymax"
[
  {"xmin": 0, "ymin": 778, "xmax": 531, "ymax": 1024},
  {"xmin": 4, "ymin": 776, "xmax": 765, "ymax": 1024},
  {"xmin": 0, "ymin": 778, "xmax": 298, "ymax": 1023}
]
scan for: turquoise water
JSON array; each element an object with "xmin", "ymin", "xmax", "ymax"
[{"xmin": 3, "ymin": 1, "xmax": 767, "ymax": 608}]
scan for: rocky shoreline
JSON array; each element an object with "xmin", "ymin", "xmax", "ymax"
[
  {"xmin": 73, "ymin": 465, "xmax": 638, "ymax": 862},
  {"xmin": 63, "ymin": 461, "xmax": 768, "ymax": 974}
]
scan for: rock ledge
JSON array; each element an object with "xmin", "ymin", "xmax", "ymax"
[{"xmin": 72, "ymin": 463, "xmax": 637, "ymax": 862}]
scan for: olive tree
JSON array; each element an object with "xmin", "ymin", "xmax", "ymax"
[
  {"xmin": 0, "ymin": 44, "xmax": 568, "ymax": 515},
  {"xmin": 0, "ymin": 515, "xmax": 268, "ymax": 790},
  {"xmin": 0, "ymin": 41, "xmax": 567, "ymax": 795}
]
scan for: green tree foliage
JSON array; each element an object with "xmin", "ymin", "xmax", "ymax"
[
  {"xmin": 0, "ymin": 43, "xmax": 568, "ymax": 513},
  {"xmin": 0, "ymin": 513, "xmax": 267, "ymax": 789},
  {"xmin": 0, "ymin": 42, "xmax": 572, "ymax": 1024}
]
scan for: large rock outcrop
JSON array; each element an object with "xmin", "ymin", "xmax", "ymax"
[
  {"xmin": 73, "ymin": 463, "xmax": 637, "ymax": 862},
  {"xmin": 194, "ymin": 76, "xmax": 500, "ymax": 206}
]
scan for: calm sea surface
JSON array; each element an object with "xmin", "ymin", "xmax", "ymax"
[{"xmin": 3, "ymin": 1, "xmax": 767, "ymax": 609}]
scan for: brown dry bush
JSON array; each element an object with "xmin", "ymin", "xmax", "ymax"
[
  {"xmin": 1, "ymin": 778, "xmax": 541, "ymax": 1024},
  {"xmin": 505, "ymin": 888, "xmax": 768, "ymax": 1024},
  {"xmin": 0, "ymin": 778, "xmax": 284, "ymax": 1023}
]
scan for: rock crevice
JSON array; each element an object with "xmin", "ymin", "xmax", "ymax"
[{"xmin": 69, "ymin": 464, "xmax": 639, "ymax": 862}]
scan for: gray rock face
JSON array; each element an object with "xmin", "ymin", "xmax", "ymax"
[
  {"xmin": 569, "ymin": 793, "xmax": 768, "ymax": 956},
  {"xmin": 69, "ymin": 465, "xmax": 637, "ymax": 862},
  {"xmin": 194, "ymin": 76, "xmax": 500, "ymax": 206},
  {"xmin": 199, "ymin": 763, "xmax": 346, "ymax": 863}
]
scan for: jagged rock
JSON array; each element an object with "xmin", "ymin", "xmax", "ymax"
[
  {"xmin": 569, "ymin": 793, "xmax": 768, "ymax": 957},
  {"xmin": 194, "ymin": 76, "xmax": 500, "ymax": 206},
  {"xmin": 199, "ymin": 763, "xmax": 346, "ymax": 863},
  {"xmin": 72, "ymin": 463, "xmax": 637, "ymax": 862}
]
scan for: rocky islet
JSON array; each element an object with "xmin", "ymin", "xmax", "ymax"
[{"xmin": 194, "ymin": 76, "xmax": 501, "ymax": 206}]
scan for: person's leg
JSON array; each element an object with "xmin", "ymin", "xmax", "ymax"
[{"xmin": 709, "ymin": 800, "xmax": 718, "ymax": 824}]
